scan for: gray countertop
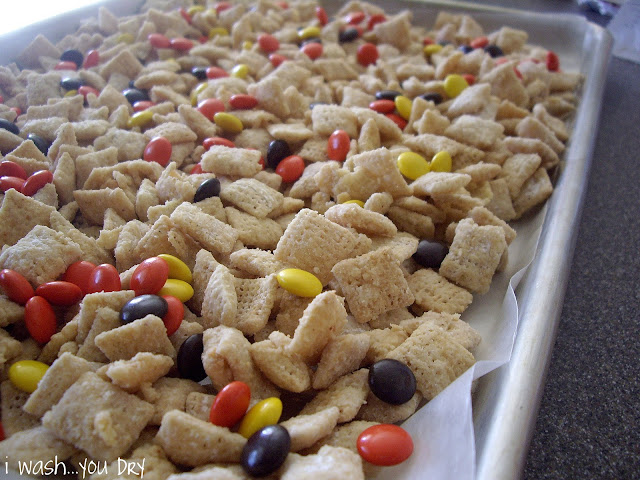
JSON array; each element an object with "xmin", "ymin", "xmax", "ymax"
[{"xmin": 476, "ymin": 1, "xmax": 640, "ymax": 478}]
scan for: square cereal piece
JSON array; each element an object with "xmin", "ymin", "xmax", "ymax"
[
  {"xmin": 83, "ymin": 160, "xmax": 163, "ymax": 190},
  {"xmin": 17, "ymin": 34, "xmax": 61, "ymax": 68},
  {"xmin": 313, "ymin": 333, "xmax": 370, "ymax": 390},
  {"xmin": 76, "ymin": 290, "xmax": 135, "ymax": 344},
  {"xmin": 200, "ymin": 145, "xmax": 262, "ymax": 177},
  {"xmin": 280, "ymin": 407, "xmax": 340, "ymax": 452},
  {"xmin": 146, "ymin": 377, "xmax": 206, "ymax": 426},
  {"xmin": 369, "ymin": 307, "xmax": 415, "ymax": 330},
  {"xmin": 480, "ymin": 62, "xmax": 529, "ymax": 108},
  {"xmin": 358, "ymin": 118, "xmax": 382, "ymax": 153},
  {"xmin": 308, "ymin": 419, "xmax": 377, "ymax": 456},
  {"xmin": 324, "ymin": 204, "xmax": 397, "ymax": 237},
  {"xmin": 297, "ymin": 137, "xmax": 330, "ymax": 164},
  {"xmin": 42, "ymin": 372, "xmax": 153, "ymax": 462},
  {"xmin": 273, "ymin": 208, "xmax": 364, "ymax": 285},
  {"xmin": 74, "ymin": 187, "xmax": 136, "ymax": 225},
  {"xmin": 311, "ymin": 105, "xmax": 359, "ymax": 138},
  {"xmin": 105, "ymin": 352, "xmax": 174, "ymax": 392},
  {"xmin": 0, "ymin": 327, "xmax": 22, "ymax": 363},
  {"xmin": 36, "ymin": 319, "xmax": 79, "ymax": 365},
  {"xmin": 156, "ymin": 410, "xmax": 245, "ymax": 467},
  {"xmin": 401, "ymin": 311, "xmax": 482, "ymax": 351},
  {"xmin": 486, "ymin": 178, "xmax": 517, "ymax": 221},
  {"xmin": 0, "ymin": 296, "xmax": 24, "ymax": 328},
  {"xmin": 515, "ymin": 116, "xmax": 565, "ymax": 155},
  {"xmin": 94, "ymin": 314, "xmax": 176, "ymax": 361},
  {"xmin": 386, "ymin": 322, "xmax": 475, "ymax": 400},
  {"xmin": 408, "ymin": 268, "xmax": 473, "ymax": 314},
  {"xmin": 0, "ymin": 426, "xmax": 76, "ymax": 471},
  {"xmin": 23, "ymin": 352, "xmax": 97, "ymax": 418},
  {"xmin": 0, "ymin": 225, "xmax": 82, "ymax": 286},
  {"xmin": 369, "ymin": 232, "xmax": 420, "ymax": 263},
  {"xmin": 233, "ymin": 274, "xmax": 278, "ymax": 335},
  {"xmin": 356, "ymin": 391, "xmax": 422, "ymax": 424},
  {"xmin": 1, "ymin": 381, "xmax": 39, "ymax": 436},
  {"xmin": 229, "ymin": 248, "xmax": 285, "ymax": 278},
  {"xmin": 386, "ymin": 206, "xmax": 436, "ymax": 240},
  {"xmin": 188, "ymin": 249, "xmax": 220, "ymax": 315},
  {"xmin": 52, "ymin": 151, "xmax": 76, "ymax": 205},
  {"xmin": 404, "ymin": 133, "xmax": 485, "ymax": 170},
  {"xmin": 331, "ymin": 248, "xmax": 414, "ymax": 324},
  {"xmin": 75, "ymin": 147, "xmax": 118, "ymax": 189},
  {"xmin": 364, "ymin": 191, "xmax": 393, "ymax": 214},
  {"xmin": 100, "ymin": 49, "xmax": 144, "ymax": 80},
  {"xmin": 250, "ymin": 335, "xmax": 312, "ymax": 393},
  {"xmin": 201, "ymin": 264, "xmax": 237, "ymax": 329},
  {"xmin": 177, "ymin": 104, "xmax": 218, "ymax": 140},
  {"xmin": 219, "ymin": 178, "xmax": 284, "ymax": 218},
  {"xmin": 267, "ymin": 123, "xmax": 314, "ymax": 143},
  {"xmin": 155, "ymin": 162, "xmax": 197, "ymax": 202},
  {"xmin": 500, "ymin": 153, "xmax": 542, "ymax": 199},
  {"xmin": 411, "ymin": 171, "xmax": 472, "ymax": 196},
  {"xmin": 145, "ymin": 122, "xmax": 198, "ymax": 144},
  {"xmin": 503, "ymin": 136, "xmax": 560, "ymax": 170},
  {"xmin": 284, "ymin": 291, "xmax": 348, "ymax": 364},
  {"xmin": 116, "ymin": 220, "xmax": 151, "ymax": 271},
  {"xmin": 246, "ymin": 77, "xmax": 290, "ymax": 119},
  {"xmin": 202, "ymin": 325, "xmax": 279, "ymax": 400},
  {"xmin": 444, "ymin": 115, "xmax": 505, "ymax": 150},
  {"xmin": 185, "ymin": 391, "xmax": 216, "ymax": 422},
  {"xmin": 49, "ymin": 212, "xmax": 112, "ymax": 265},
  {"xmin": 299, "ymin": 369, "xmax": 369, "ymax": 423},
  {"xmin": 513, "ymin": 167, "xmax": 554, "ymax": 219},
  {"xmin": 439, "ymin": 218, "xmax": 507, "ymax": 294},
  {"xmin": 275, "ymin": 292, "xmax": 313, "ymax": 337},
  {"xmin": 170, "ymin": 202, "xmax": 238, "ymax": 254},
  {"xmin": 468, "ymin": 206, "xmax": 517, "ymax": 245},
  {"xmin": 0, "ymin": 189, "xmax": 55, "ymax": 246},
  {"xmin": 393, "ymin": 196, "xmax": 447, "ymax": 223}
]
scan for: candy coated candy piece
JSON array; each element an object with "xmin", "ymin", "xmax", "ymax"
[
  {"xmin": 197, "ymin": 98, "xmax": 225, "ymax": 121},
  {"xmin": 470, "ymin": 35, "xmax": 489, "ymax": 49},
  {"xmin": 27, "ymin": 133, "xmax": 50, "ymax": 155},
  {"xmin": 367, "ymin": 13, "xmax": 386, "ymax": 30},
  {"xmin": 418, "ymin": 92, "xmax": 443, "ymax": 105},
  {"xmin": 345, "ymin": 11, "xmax": 365, "ymax": 24},
  {"xmin": 343, "ymin": 199, "xmax": 365, "ymax": 207},
  {"xmin": 276, "ymin": 268, "xmax": 322, "ymax": 298},
  {"xmin": 444, "ymin": 74, "xmax": 469, "ymax": 98},
  {"xmin": 209, "ymin": 381, "xmax": 251, "ymax": 427},
  {"xmin": 214, "ymin": 112, "xmax": 243, "ymax": 134},
  {"xmin": 385, "ymin": 113, "xmax": 407, "ymax": 130},
  {"xmin": 24, "ymin": 296, "xmax": 57, "ymax": 344},
  {"xmin": 161, "ymin": 295, "xmax": 184, "ymax": 336},
  {"xmin": 375, "ymin": 89, "xmax": 401, "ymax": 100},
  {"xmin": 203, "ymin": 137, "xmax": 235, "ymax": 150},
  {"xmin": 0, "ymin": 176, "xmax": 25, "ymax": 193},
  {"xmin": 123, "ymin": 87, "xmax": 149, "ymax": 105},
  {"xmin": 190, "ymin": 163, "xmax": 203, "ymax": 175},
  {"xmin": 0, "ymin": 118, "xmax": 20, "ymax": 136},
  {"xmin": 86, "ymin": 264, "xmax": 121, "ymax": 294},
  {"xmin": 0, "ymin": 161, "xmax": 27, "ymax": 180},
  {"xmin": 231, "ymin": 64, "xmax": 249, "ymax": 79},
  {"xmin": 238, "ymin": 397, "xmax": 283, "ymax": 438},
  {"xmin": 21, "ymin": 170, "xmax": 53, "ymax": 197},
  {"xmin": 258, "ymin": 33, "xmax": 280, "ymax": 53},
  {"xmin": 187, "ymin": 5, "xmax": 205, "ymax": 15},
  {"xmin": 158, "ymin": 279, "xmax": 194, "ymax": 303},
  {"xmin": 130, "ymin": 256, "xmax": 170, "ymax": 296},
  {"xmin": 179, "ymin": 7, "xmax": 192, "ymax": 24},
  {"xmin": 84, "ymin": 49, "xmax": 99, "ymax": 68},
  {"xmin": 206, "ymin": 66, "xmax": 229, "ymax": 79},
  {"xmin": 430, "ymin": 150, "xmax": 453, "ymax": 172},
  {"xmin": 60, "ymin": 49, "xmax": 83, "ymax": 68},
  {"xmin": 191, "ymin": 66, "xmax": 207, "ymax": 80},
  {"xmin": 275, "ymin": 155, "xmax": 305, "ymax": 183},
  {"xmin": 143, "ymin": 136, "xmax": 172, "ymax": 167},
  {"xmin": 208, "ymin": 27, "xmax": 229, "ymax": 38},
  {"xmin": 397, "ymin": 151, "xmax": 430, "ymax": 181},
  {"xmin": 394, "ymin": 95, "xmax": 412, "ymax": 121},
  {"xmin": 315, "ymin": 6, "xmax": 328, "ymax": 26},
  {"xmin": 63, "ymin": 89, "xmax": 78, "ymax": 98},
  {"xmin": 269, "ymin": 53, "xmax": 287, "ymax": 67},
  {"xmin": 60, "ymin": 77, "xmax": 84, "ymax": 91},
  {"xmin": 462, "ymin": 73, "xmax": 475, "ymax": 86},
  {"xmin": 170, "ymin": 37, "xmax": 194, "ymax": 51},
  {"xmin": 229, "ymin": 94, "xmax": 259, "ymax": 110},
  {"xmin": 157, "ymin": 254, "xmax": 193, "ymax": 284},
  {"xmin": 0, "ymin": 269, "xmax": 34, "ymax": 305},
  {"xmin": 327, "ymin": 130, "xmax": 350, "ymax": 162},
  {"xmin": 301, "ymin": 42, "xmax": 323, "ymax": 60},
  {"xmin": 546, "ymin": 50, "xmax": 560, "ymax": 71},
  {"xmin": 177, "ymin": 333, "xmax": 207, "ymax": 382},
  {"xmin": 78, "ymin": 85, "xmax": 100, "ymax": 99},
  {"xmin": 242, "ymin": 40, "xmax": 253, "ymax": 50},
  {"xmin": 148, "ymin": 33, "xmax": 171, "ymax": 48},
  {"xmin": 35, "ymin": 281, "xmax": 83, "ymax": 306},
  {"xmin": 357, "ymin": 43, "xmax": 379, "ymax": 66},
  {"xmin": 9, "ymin": 360, "xmax": 49, "ymax": 394},
  {"xmin": 368, "ymin": 359, "xmax": 417, "ymax": 405},
  {"xmin": 298, "ymin": 26, "xmax": 321, "ymax": 40},
  {"xmin": 267, "ymin": 139, "xmax": 291, "ymax": 169},
  {"xmin": 0, "ymin": 421, "xmax": 4, "ymax": 442},
  {"xmin": 369, "ymin": 99, "xmax": 395, "ymax": 114},
  {"xmin": 338, "ymin": 27, "xmax": 359, "ymax": 43},
  {"xmin": 55, "ymin": 61, "xmax": 77, "ymax": 71},
  {"xmin": 128, "ymin": 110, "xmax": 154, "ymax": 128},
  {"xmin": 413, "ymin": 239, "xmax": 449, "ymax": 269},
  {"xmin": 194, "ymin": 178, "xmax": 222, "ymax": 202},
  {"xmin": 241, "ymin": 425, "xmax": 291, "ymax": 477},
  {"xmin": 120, "ymin": 294, "xmax": 168, "ymax": 324},
  {"xmin": 423, "ymin": 43, "xmax": 443, "ymax": 55},
  {"xmin": 484, "ymin": 44, "xmax": 504, "ymax": 58},
  {"xmin": 63, "ymin": 261, "xmax": 97, "ymax": 295},
  {"xmin": 357, "ymin": 424, "xmax": 413, "ymax": 466}
]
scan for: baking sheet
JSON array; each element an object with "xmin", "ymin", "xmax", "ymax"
[{"xmin": 0, "ymin": 1, "xmax": 612, "ymax": 479}]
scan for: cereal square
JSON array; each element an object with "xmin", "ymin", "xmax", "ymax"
[
  {"xmin": 324, "ymin": 204, "xmax": 397, "ymax": 237},
  {"xmin": 220, "ymin": 178, "xmax": 284, "ymax": 218},
  {"xmin": 170, "ymin": 202, "xmax": 239, "ymax": 254},
  {"xmin": 1, "ymin": 380, "xmax": 39, "ymax": 436},
  {"xmin": 233, "ymin": 274, "xmax": 278, "ymax": 335},
  {"xmin": 280, "ymin": 407, "xmax": 340, "ymax": 452},
  {"xmin": 0, "ymin": 189, "xmax": 55, "ymax": 246},
  {"xmin": 313, "ymin": 333, "xmax": 370, "ymax": 390},
  {"xmin": 408, "ymin": 268, "xmax": 474, "ymax": 314},
  {"xmin": 105, "ymin": 352, "xmax": 174, "ymax": 392},
  {"xmin": 250, "ymin": 335, "xmax": 312, "ymax": 393}
]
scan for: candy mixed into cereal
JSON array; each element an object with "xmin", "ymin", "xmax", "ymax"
[{"xmin": 0, "ymin": 0, "xmax": 581, "ymax": 477}]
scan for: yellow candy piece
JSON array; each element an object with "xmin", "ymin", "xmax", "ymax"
[
  {"xmin": 242, "ymin": 40, "xmax": 253, "ymax": 50},
  {"xmin": 128, "ymin": 110, "xmax": 154, "ymax": 128},
  {"xmin": 231, "ymin": 64, "xmax": 249, "ymax": 79},
  {"xmin": 343, "ymin": 199, "xmax": 365, "ymax": 207},
  {"xmin": 276, "ymin": 268, "xmax": 323, "ymax": 298},
  {"xmin": 397, "ymin": 151, "xmax": 430, "ymax": 180},
  {"xmin": 187, "ymin": 5, "xmax": 205, "ymax": 15},
  {"xmin": 430, "ymin": 150, "xmax": 453, "ymax": 172},
  {"xmin": 298, "ymin": 26, "xmax": 321, "ymax": 40},
  {"xmin": 443, "ymin": 74, "xmax": 469, "ymax": 98},
  {"xmin": 214, "ymin": 112, "xmax": 243, "ymax": 134},
  {"xmin": 9, "ymin": 360, "xmax": 49, "ymax": 393},
  {"xmin": 394, "ymin": 95, "xmax": 412, "ymax": 121},
  {"xmin": 64, "ymin": 89, "xmax": 78, "ymax": 97},
  {"xmin": 423, "ymin": 44, "xmax": 443, "ymax": 55},
  {"xmin": 158, "ymin": 254, "xmax": 193, "ymax": 283},
  {"xmin": 158, "ymin": 279, "xmax": 194, "ymax": 303},
  {"xmin": 117, "ymin": 33, "xmax": 135, "ymax": 44},
  {"xmin": 238, "ymin": 397, "xmax": 283, "ymax": 438},
  {"xmin": 191, "ymin": 82, "xmax": 209, "ymax": 105},
  {"xmin": 209, "ymin": 27, "xmax": 229, "ymax": 38}
]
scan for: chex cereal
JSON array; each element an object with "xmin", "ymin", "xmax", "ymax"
[{"xmin": 0, "ymin": 0, "xmax": 582, "ymax": 478}]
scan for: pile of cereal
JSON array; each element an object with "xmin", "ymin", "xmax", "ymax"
[{"xmin": 0, "ymin": 0, "xmax": 581, "ymax": 478}]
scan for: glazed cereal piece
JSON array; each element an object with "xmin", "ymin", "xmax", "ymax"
[
  {"xmin": 74, "ymin": 187, "xmax": 136, "ymax": 225},
  {"xmin": 200, "ymin": 145, "xmax": 262, "ymax": 178},
  {"xmin": 229, "ymin": 248, "xmax": 285, "ymax": 278},
  {"xmin": 170, "ymin": 202, "xmax": 239, "ymax": 254},
  {"xmin": 512, "ymin": 167, "xmax": 554, "ymax": 219},
  {"xmin": 0, "ymin": 328, "xmax": 22, "ymax": 365},
  {"xmin": 386, "ymin": 206, "xmax": 436, "ymax": 240},
  {"xmin": 202, "ymin": 325, "xmax": 279, "ymax": 400},
  {"xmin": 281, "ymin": 445, "xmax": 364, "ymax": 479},
  {"xmin": 284, "ymin": 291, "xmax": 348, "ymax": 364},
  {"xmin": 94, "ymin": 314, "xmax": 176, "ymax": 361},
  {"xmin": 364, "ymin": 325, "xmax": 409, "ymax": 364},
  {"xmin": 233, "ymin": 275, "xmax": 279, "ymax": 335},
  {"xmin": 332, "ymin": 248, "xmax": 414, "ymax": 324},
  {"xmin": 83, "ymin": 160, "xmax": 163, "ymax": 191},
  {"xmin": 515, "ymin": 116, "xmax": 565, "ymax": 155},
  {"xmin": 468, "ymin": 206, "xmax": 517, "ymax": 245},
  {"xmin": 503, "ymin": 136, "xmax": 559, "ymax": 170},
  {"xmin": 250, "ymin": 334, "xmax": 312, "ymax": 392},
  {"xmin": 273, "ymin": 209, "xmax": 365, "ymax": 285},
  {"xmin": 486, "ymin": 178, "xmax": 517, "ymax": 221},
  {"xmin": 185, "ymin": 391, "xmax": 216, "ymax": 422},
  {"xmin": 188, "ymin": 249, "xmax": 220, "ymax": 315},
  {"xmin": 23, "ymin": 352, "xmax": 97, "ymax": 417},
  {"xmin": 324, "ymin": 204, "xmax": 397, "ymax": 238},
  {"xmin": 75, "ymin": 290, "xmax": 135, "ymax": 344},
  {"xmin": 156, "ymin": 410, "xmax": 246, "ymax": 467},
  {"xmin": 201, "ymin": 264, "xmax": 237, "ymax": 329},
  {"xmin": 408, "ymin": 268, "xmax": 474, "ymax": 314},
  {"xmin": 312, "ymin": 333, "xmax": 370, "ymax": 390},
  {"xmin": 369, "ymin": 232, "xmax": 420, "ymax": 262},
  {"xmin": 166, "ymin": 467, "xmax": 245, "ymax": 480},
  {"xmin": 0, "ymin": 426, "xmax": 77, "ymax": 472},
  {"xmin": 310, "ymin": 104, "xmax": 359, "ymax": 138},
  {"xmin": 299, "ymin": 369, "xmax": 369, "ymax": 423},
  {"xmin": 105, "ymin": 352, "xmax": 174, "ymax": 392},
  {"xmin": 37, "ymin": 318, "xmax": 79, "ymax": 364},
  {"xmin": 357, "ymin": 391, "xmax": 422, "ymax": 424},
  {"xmin": 0, "ymin": 189, "xmax": 55, "ymax": 246},
  {"xmin": 444, "ymin": 115, "xmax": 505, "ymax": 150},
  {"xmin": 49, "ymin": 211, "xmax": 112, "ymax": 265},
  {"xmin": 0, "ymin": 225, "xmax": 82, "ymax": 286},
  {"xmin": 385, "ymin": 323, "xmax": 474, "ymax": 401},
  {"xmin": 1, "ymin": 381, "xmax": 39, "ymax": 436},
  {"xmin": 280, "ymin": 407, "xmax": 340, "ymax": 452},
  {"xmin": 42, "ymin": 372, "xmax": 154, "ymax": 462},
  {"xmin": 155, "ymin": 162, "xmax": 197, "ymax": 202},
  {"xmin": 400, "ymin": 311, "xmax": 482, "ymax": 351},
  {"xmin": 481, "ymin": 62, "xmax": 529, "ymax": 108},
  {"xmin": 274, "ymin": 291, "xmax": 313, "ymax": 337},
  {"xmin": 220, "ymin": 178, "xmax": 284, "ymax": 219},
  {"xmin": 225, "ymin": 207, "xmax": 284, "ymax": 251},
  {"xmin": 145, "ymin": 377, "xmax": 207, "ymax": 426},
  {"xmin": 412, "ymin": 171, "xmax": 473, "ymax": 197}
]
